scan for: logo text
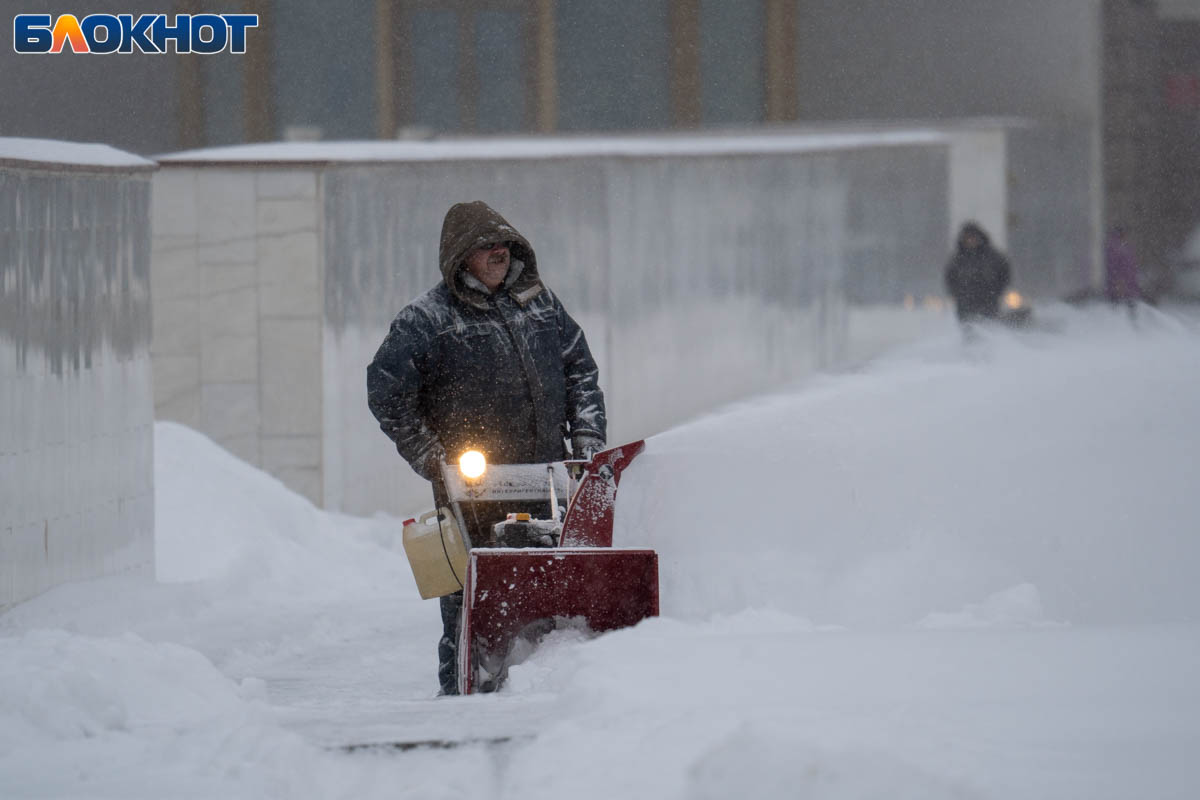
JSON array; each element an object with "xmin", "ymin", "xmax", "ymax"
[{"xmin": 13, "ymin": 13, "xmax": 258, "ymax": 54}]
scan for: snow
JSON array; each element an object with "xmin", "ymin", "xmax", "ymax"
[
  {"xmin": 3, "ymin": 303, "xmax": 1200, "ymax": 799},
  {"xmin": 155, "ymin": 129, "xmax": 945, "ymax": 164},
  {"xmin": 619, "ymin": 303, "xmax": 1200, "ymax": 628},
  {"xmin": 0, "ymin": 137, "xmax": 155, "ymax": 169}
]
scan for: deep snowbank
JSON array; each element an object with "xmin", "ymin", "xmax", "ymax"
[
  {"xmin": 619, "ymin": 304, "xmax": 1200, "ymax": 627},
  {"xmin": 502, "ymin": 614, "xmax": 1200, "ymax": 800},
  {"xmin": 0, "ymin": 423, "xmax": 435, "ymax": 799},
  {"xmin": 154, "ymin": 421, "xmax": 414, "ymax": 594},
  {"xmin": 2, "ymin": 303, "xmax": 1199, "ymax": 800},
  {"xmin": 3, "ymin": 422, "xmax": 428, "ymax": 651}
]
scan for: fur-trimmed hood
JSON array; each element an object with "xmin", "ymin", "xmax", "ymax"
[{"xmin": 438, "ymin": 201, "xmax": 543, "ymax": 309}]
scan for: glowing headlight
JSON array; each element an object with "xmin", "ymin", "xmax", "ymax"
[
  {"xmin": 1004, "ymin": 290, "xmax": 1023, "ymax": 310},
  {"xmin": 459, "ymin": 449, "xmax": 486, "ymax": 480}
]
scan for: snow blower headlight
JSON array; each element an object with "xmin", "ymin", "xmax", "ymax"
[{"xmin": 459, "ymin": 449, "xmax": 487, "ymax": 480}]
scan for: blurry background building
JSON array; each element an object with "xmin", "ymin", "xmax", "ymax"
[{"xmin": 2, "ymin": 0, "xmax": 1198, "ymax": 283}]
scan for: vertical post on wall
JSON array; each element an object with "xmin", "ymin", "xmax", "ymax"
[
  {"xmin": 764, "ymin": 0, "xmax": 798, "ymax": 122},
  {"xmin": 242, "ymin": 0, "xmax": 275, "ymax": 142},
  {"xmin": 175, "ymin": 1, "xmax": 205, "ymax": 148},
  {"xmin": 670, "ymin": 0, "xmax": 702, "ymax": 127},
  {"xmin": 177, "ymin": 56, "xmax": 206, "ymax": 149},
  {"xmin": 376, "ymin": 0, "xmax": 396, "ymax": 138},
  {"xmin": 533, "ymin": 0, "xmax": 557, "ymax": 132},
  {"xmin": 392, "ymin": 2, "xmax": 414, "ymax": 135},
  {"xmin": 458, "ymin": 7, "xmax": 478, "ymax": 132}
]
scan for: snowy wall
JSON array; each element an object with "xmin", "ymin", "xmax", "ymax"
[
  {"xmin": 0, "ymin": 141, "xmax": 156, "ymax": 610},
  {"xmin": 321, "ymin": 146, "xmax": 952, "ymax": 515},
  {"xmin": 153, "ymin": 131, "xmax": 963, "ymax": 515},
  {"xmin": 152, "ymin": 126, "xmax": 1090, "ymax": 517}
]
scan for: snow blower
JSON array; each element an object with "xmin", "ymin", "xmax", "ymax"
[{"xmin": 401, "ymin": 442, "xmax": 658, "ymax": 694}]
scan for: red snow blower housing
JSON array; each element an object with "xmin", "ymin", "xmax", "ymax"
[{"xmin": 402, "ymin": 441, "xmax": 658, "ymax": 694}]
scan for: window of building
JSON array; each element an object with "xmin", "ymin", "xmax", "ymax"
[
  {"xmin": 475, "ymin": 10, "xmax": 526, "ymax": 132},
  {"xmin": 410, "ymin": 9, "xmax": 461, "ymax": 132},
  {"xmin": 556, "ymin": 0, "xmax": 671, "ymax": 131},
  {"xmin": 699, "ymin": 0, "xmax": 765, "ymax": 125}
]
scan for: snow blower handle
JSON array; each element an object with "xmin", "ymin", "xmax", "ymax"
[
  {"xmin": 547, "ymin": 464, "xmax": 561, "ymax": 522},
  {"xmin": 559, "ymin": 440, "xmax": 645, "ymax": 548}
]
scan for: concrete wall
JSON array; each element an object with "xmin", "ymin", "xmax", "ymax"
[
  {"xmin": 151, "ymin": 132, "xmax": 953, "ymax": 515},
  {"xmin": 0, "ymin": 142, "xmax": 156, "ymax": 610},
  {"xmin": 150, "ymin": 167, "xmax": 323, "ymax": 501},
  {"xmin": 148, "ymin": 128, "xmax": 1097, "ymax": 517},
  {"xmin": 322, "ymin": 142, "xmax": 953, "ymax": 515},
  {"xmin": 948, "ymin": 129, "xmax": 1009, "ymax": 249}
]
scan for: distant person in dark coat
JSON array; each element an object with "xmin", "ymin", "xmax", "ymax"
[
  {"xmin": 1105, "ymin": 225, "xmax": 1143, "ymax": 308},
  {"xmin": 944, "ymin": 222, "xmax": 1012, "ymax": 324}
]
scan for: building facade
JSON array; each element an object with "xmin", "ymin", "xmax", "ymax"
[
  {"xmin": 4, "ymin": 0, "xmax": 1195, "ymax": 278},
  {"xmin": 2, "ymin": 1, "xmax": 1195, "ymax": 273}
]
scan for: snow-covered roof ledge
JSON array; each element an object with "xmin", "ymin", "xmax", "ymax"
[
  {"xmin": 156, "ymin": 129, "xmax": 950, "ymax": 167},
  {"xmin": 0, "ymin": 137, "xmax": 156, "ymax": 172}
]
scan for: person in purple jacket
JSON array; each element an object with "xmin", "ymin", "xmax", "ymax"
[{"xmin": 1105, "ymin": 225, "xmax": 1143, "ymax": 310}]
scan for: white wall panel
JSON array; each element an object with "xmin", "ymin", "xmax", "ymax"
[
  {"xmin": 153, "ymin": 129, "xmax": 1090, "ymax": 517},
  {"xmin": 316, "ymin": 139, "xmax": 951, "ymax": 515},
  {"xmin": 0, "ymin": 157, "xmax": 155, "ymax": 610},
  {"xmin": 949, "ymin": 129, "xmax": 1009, "ymax": 248}
]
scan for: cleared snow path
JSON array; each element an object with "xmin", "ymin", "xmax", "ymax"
[{"xmin": 2, "ymin": 303, "xmax": 1199, "ymax": 800}]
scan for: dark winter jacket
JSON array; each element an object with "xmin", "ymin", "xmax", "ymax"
[
  {"xmin": 367, "ymin": 201, "xmax": 606, "ymax": 481},
  {"xmin": 944, "ymin": 223, "xmax": 1011, "ymax": 320}
]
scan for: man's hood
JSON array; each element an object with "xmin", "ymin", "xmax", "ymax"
[
  {"xmin": 438, "ymin": 201, "xmax": 543, "ymax": 309},
  {"xmin": 957, "ymin": 221, "xmax": 991, "ymax": 249}
]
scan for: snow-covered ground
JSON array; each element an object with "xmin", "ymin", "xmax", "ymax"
[{"xmin": 2, "ymin": 303, "xmax": 1199, "ymax": 799}]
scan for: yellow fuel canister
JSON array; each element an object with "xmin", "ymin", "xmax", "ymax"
[{"xmin": 402, "ymin": 508, "xmax": 469, "ymax": 599}]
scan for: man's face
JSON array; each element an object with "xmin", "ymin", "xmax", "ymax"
[{"xmin": 464, "ymin": 242, "xmax": 510, "ymax": 291}]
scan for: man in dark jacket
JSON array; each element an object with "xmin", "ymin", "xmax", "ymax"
[
  {"xmin": 944, "ymin": 222, "xmax": 1012, "ymax": 323},
  {"xmin": 367, "ymin": 200, "xmax": 606, "ymax": 695}
]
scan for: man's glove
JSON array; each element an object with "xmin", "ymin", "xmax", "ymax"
[
  {"xmin": 418, "ymin": 444, "xmax": 447, "ymax": 483},
  {"xmin": 571, "ymin": 434, "xmax": 604, "ymax": 462}
]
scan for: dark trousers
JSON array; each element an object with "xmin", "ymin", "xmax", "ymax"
[
  {"xmin": 438, "ymin": 591, "xmax": 463, "ymax": 695},
  {"xmin": 434, "ymin": 497, "xmax": 552, "ymax": 696}
]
